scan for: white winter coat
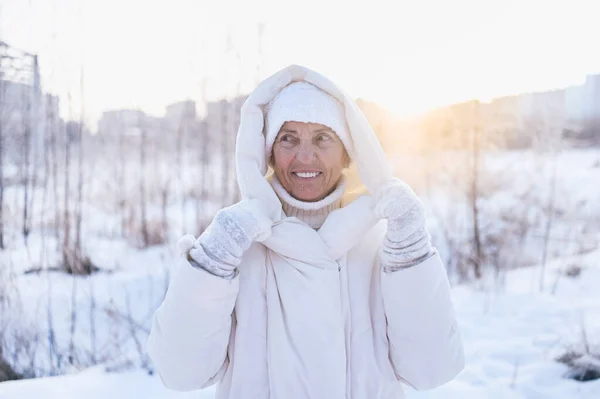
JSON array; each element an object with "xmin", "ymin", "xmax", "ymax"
[{"xmin": 147, "ymin": 65, "xmax": 464, "ymax": 399}]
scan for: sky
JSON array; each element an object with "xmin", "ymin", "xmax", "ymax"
[{"xmin": 1, "ymin": 0, "xmax": 599, "ymax": 125}]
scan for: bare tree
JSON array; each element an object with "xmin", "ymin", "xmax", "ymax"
[
  {"xmin": 0, "ymin": 63, "xmax": 5, "ymax": 250},
  {"xmin": 230, "ymin": 45, "xmax": 246, "ymax": 204},
  {"xmin": 62, "ymin": 97, "xmax": 73, "ymax": 272},
  {"xmin": 451, "ymin": 101, "xmax": 484, "ymax": 279},
  {"xmin": 220, "ymin": 98, "xmax": 231, "ymax": 207},
  {"xmin": 469, "ymin": 113, "xmax": 483, "ymax": 279},
  {"xmin": 61, "ymin": 99, "xmax": 90, "ymax": 274},
  {"xmin": 73, "ymin": 70, "xmax": 86, "ymax": 273},
  {"xmin": 38, "ymin": 94, "xmax": 60, "ymax": 373},
  {"xmin": 38, "ymin": 94, "xmax": 52, "ymax": 268},
  {"xmin": 220, "ymin": 32, "xmax": 236, "ymax": 208},
  {"xmin": 20, "ymin": 80, "xmax": 33, "ymax": 242},
  {"xmin": 537, "ymin": 93, "xmax": 567, "ymax": 291},
  {"xmin": 50, "ymin": 101, "xmax": 61, "ymax": 245},
  {"xmin": 197, "ymin": 78, "xmax": 210, "ymax": 232},
  {"xmin": 139, "ymin": 115, "xmax": 149, "ymax": 247},
  {"xmin": 117, "ymin": 123, "xmax": 127, "ymax": 238},
  {"xmin": 175, "ymin": 112, "xmax": 186, "ymax": 235}
]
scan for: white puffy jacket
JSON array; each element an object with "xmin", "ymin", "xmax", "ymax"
[{"xmin": 147, "ymin": 65, "xmax": 464, "ymax": 399}]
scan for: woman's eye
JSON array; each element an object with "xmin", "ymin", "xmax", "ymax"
[
  {"xmin": 278, "ymin": 134, "xmax": 297, "ymax": 146},
  {"xmin": 317, "ymin": 134, "xmax": 332, "ymax": 142}
]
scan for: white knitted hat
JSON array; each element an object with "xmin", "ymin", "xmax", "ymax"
[{"xmin": 264, "ymin": 81, "xmax": 353, "ymax": 159}]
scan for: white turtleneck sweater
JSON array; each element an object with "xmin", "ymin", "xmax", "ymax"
[{"xmin": 270, "ymin": 176, "xmax": 346, "ymax": 229}]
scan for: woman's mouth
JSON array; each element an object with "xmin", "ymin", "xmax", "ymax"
[{"xmin": 292, "ymin": 171, "xmax": 322, "ymax": 179}]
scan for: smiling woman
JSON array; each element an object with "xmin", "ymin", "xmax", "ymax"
[{"xmin": 147, "ymin": 65, "xmax": 464, "ymax": 399}]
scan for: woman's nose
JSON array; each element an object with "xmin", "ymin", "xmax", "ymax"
[{"xmin": 295, "ymin": 145, "xmax": 316, "ymax": 163}]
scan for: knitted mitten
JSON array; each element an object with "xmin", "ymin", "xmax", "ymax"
[
  {"xmin": 177, "ymin": 199, "xmax": 272, "ymax": 279},
  {"xmin": 374, "ymin": 178, "xmax": 435, "ymax": 273}
]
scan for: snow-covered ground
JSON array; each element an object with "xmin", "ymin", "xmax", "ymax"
[{"xmin": 1, "ymin": 248, "xmax": 598, "ymax": 398}]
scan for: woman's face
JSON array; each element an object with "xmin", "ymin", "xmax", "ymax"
[{"xmin": 272, "ymin": 121, "xmax": 349, "ymax": 202}]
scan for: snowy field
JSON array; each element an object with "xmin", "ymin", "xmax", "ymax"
[
  {"xmin": 1, "ymin": 148, "xmax": 599, "ymax": 398},
  {"xmin": 1, "ymin": 248, "xmax": 598, "ymax": 398}
]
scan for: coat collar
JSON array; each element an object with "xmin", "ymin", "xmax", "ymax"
[{"xmin": 263, "ymin": 195, "xmax": 378, "ymax": 264}]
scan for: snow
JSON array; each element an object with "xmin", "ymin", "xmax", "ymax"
[
  {"xmin": 0, "ymin": 367, "xmax": 214, "ymax": 399},
  {"xmin": 405, "ymin": 248, "xmax": 600, "ymax": 398}
]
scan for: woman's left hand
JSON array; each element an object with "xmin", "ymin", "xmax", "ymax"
[
  {"xmin": 374, "ymin": 178, "xmax": 426, "ymax": 237},
  {"xmin": 374, "ymin": 178, "xmax": 434, "ymax": 270}
]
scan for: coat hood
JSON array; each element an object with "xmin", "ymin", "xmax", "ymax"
[{"xmin": 235, "ymin": 64, "xmax": 393, "ymax": 222}]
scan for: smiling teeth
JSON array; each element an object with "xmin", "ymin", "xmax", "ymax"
[{"xmin": 294, "ymin": 172, "xmax": 320, "ymax": 178}]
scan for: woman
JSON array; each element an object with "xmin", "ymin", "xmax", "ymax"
[{"xmin": 147, "ymin": 65, "xmax": 464, "ymax": 399}]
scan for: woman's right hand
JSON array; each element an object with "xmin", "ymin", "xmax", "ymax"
[{"xmin": 177, "ymin": 199, "xmax": 272, "ymax": 278}]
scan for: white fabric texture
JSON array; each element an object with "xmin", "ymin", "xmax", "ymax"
[
  {"xmin": 147, "ymin": 65, "xmax": 464, "ymax": 399},
  {"xmin": 264, "ymin": 81, "xmax": 353, "ymax": 159},
  {"xmin": 271, "ymin": 175, "xmax": 345, "ymax": 229}
]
